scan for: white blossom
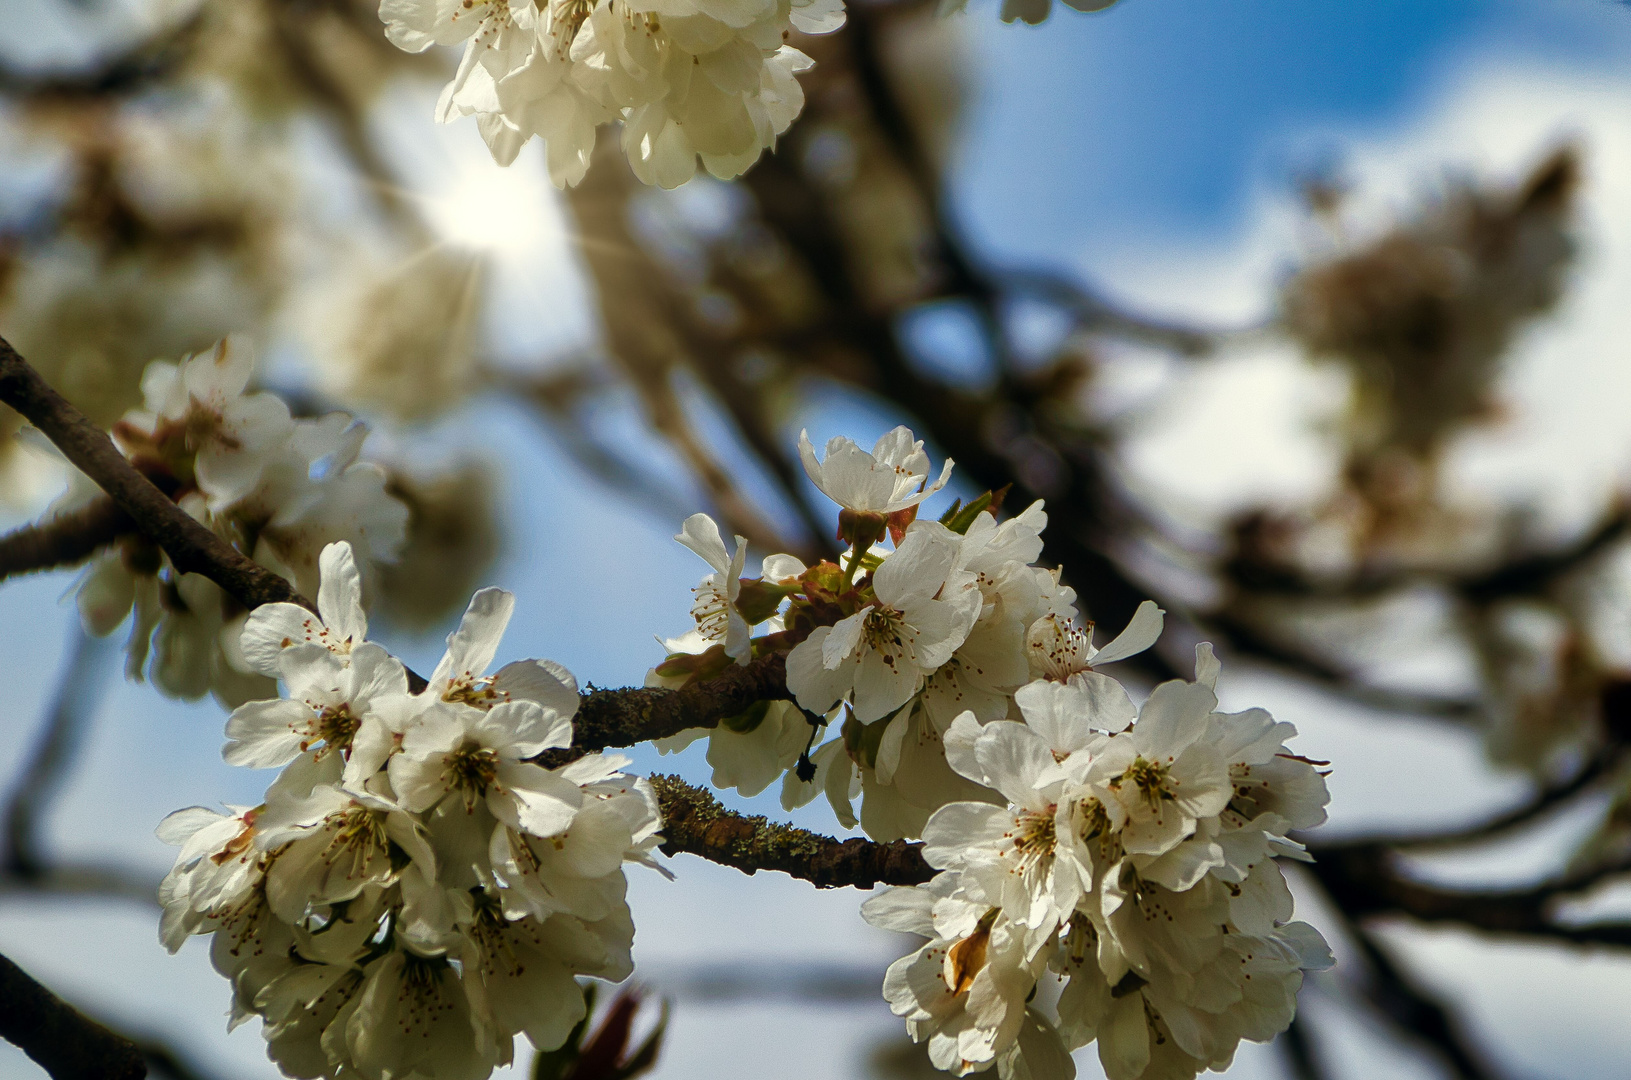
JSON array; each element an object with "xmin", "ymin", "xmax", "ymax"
[
  {"xmin": 676, "ymin": 512, "xmax": 751, "ymax": 662},
  {"xmin": 786, "ymin": 520, "xmax": 980, "ymax": 722},
  {"xmin": 798, "ymin": 425, "xmax": 954, "ymax": 515}
]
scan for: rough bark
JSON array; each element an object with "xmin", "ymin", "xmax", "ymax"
[{"xmin": 649, "ymin": 774, "xmax": 934, "ymax": 889}]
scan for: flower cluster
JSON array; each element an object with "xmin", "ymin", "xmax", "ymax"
[
  {"xmin": 379, "ymin": 0, "xmax": 845, "ymax": 188},
  {"xmin": 652, "ymin": 426, "xmax": 1158, "ymax": 841},
  {"xmin": 159, "ymin": 542, "xmax": 661, "ymax": 1080},
  {"xmin": 651, "ymin": 425, "xmax": 1332, "ymax": 1078},
  {"xmin": 865, "ymin": 645, "xmax": 1332, "ymax": 1079},
  {"xmin": 74, "ymin": 339, "xmax": 407, "ymax": 706}
]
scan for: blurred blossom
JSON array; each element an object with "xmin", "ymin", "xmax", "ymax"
[
  {"xmin": 375, "ymin": 461, "xmax": 503, "ymax": 631},
  {"xmin": 305, "ymin": 246, "xmax": 486, "ymax": 423}
]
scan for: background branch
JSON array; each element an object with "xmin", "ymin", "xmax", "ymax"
[
  {"xmin": 0, "ymin": 495, "xmax": 130, "ymax": 582},
  {"xmin": 4, "ymin": 625, "xmax": 115, "ymax": 877},
  {"xmin": 0, "ymin": 950, "xmax": 146, "ymax": 1080}
]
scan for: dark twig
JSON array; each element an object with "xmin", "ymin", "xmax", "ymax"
[
  {"xmin": 0, "ymin": 10, "xmax": 201, "ymax": 102},
  {"xmin": 1327, "ymin": 748, "xmax": 1622, "ymax": 851},
  {"xmin": 4, "ymin": 626, "xmax": 116, "ymax": 877},
  {"xmin": 1347, "ymin": 923, "xmax": 1502, "ymax": 1080},
  {"xmin": 0, "ymin": 336, "xmax": 315, "ymax": 614},
  {"xmin": 1277, "ymin": 1011, "xmax": 1326, "ymax": 1080},
  {"xmin": 1305, "ymin": 841, "xmax": 1631, "ymax": 947},
  {"xmin": 648, "ymin": 775, "xmax": 933, "ymax": 889},
  {"xmin": 0, "ymin": 496, "xmax": 131, "ymax": 582},
  {"xmin": 542, "ymin": 653, "xmax": 794, "ymax": 766},
  {"xmin": 0, "ymin": 950, "xmax": 146, "ymax": 1080}
]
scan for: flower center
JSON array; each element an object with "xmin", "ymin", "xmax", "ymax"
[
  {"xmin": 321, "ymin": 807, "xmax": 392, "ymax": 880},
  {"xmin": 862, "ymin": 608, "xmax": 911, "ymax": 667},
  {"xmin": 210, "ymin": 812, "xmax": 259, "ymax": 866},
  {"xmin": 444, "ymin": 676, "xmax": 504, "ymax": 708},
  {"xmin": 448, "ymin": 744, "xmax": 502, "ymax": 808},
  {"xmin": 303, "ymin": 705, "xmax": 361, "ymax": 759},
  {"xmin": 1116, "ymin": 756, "xmax": 1172, "ymax": 812},
  {"xmin": 691, "ymin": 579, "xmax": 730, "ymax": 642},
  {"xmin": 1012, "ymin": 807, "xmax": 1057, "ymax": 860}
]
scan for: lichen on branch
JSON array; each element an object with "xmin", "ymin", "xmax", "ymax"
[{"xmin": 648, "ymin": 774, "xmax": 933, "ymax": 889}]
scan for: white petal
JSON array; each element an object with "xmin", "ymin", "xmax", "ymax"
[
  {"xmin": 824, "ymin": 608, "xmax": 870, "ymax": 668},
  {"xmin": 433, "ymin": 587, "xmax": 515, "ymax": 686},
  {"xmin": 1089, "ymin": 601, "xmax": 1164, "ymax": 666},
  {"xmin": 316, "ymin": 542, "xmax": 366, "ymax": 646},
  {"xmin": 675, "ymin": 513, "xmax": 731, "ymax": 574}
]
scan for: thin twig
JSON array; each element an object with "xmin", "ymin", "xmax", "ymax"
[{"xmin": 649, "ymin": 774, "xmax": 933, "ymax": 889}]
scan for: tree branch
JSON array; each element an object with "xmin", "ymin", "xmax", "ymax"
[
  {"xmin": 1305, "ymin": 841, "xmax": 1631, "ymax": 947},
  {"xmin": 0, "ymin": 336, "xmax": 314, "ymax": 614},
  {"xmin": 4, "ymin": 626, "xmax": 115, "ymax": 877},
  {"xmin": 0, "ymin": 950, "xmax": 146, "ymax": 1080},
  {"xmin": 0, "ymin": 495, "xmax": 131, "ymax": 582},
  {"xmin": 648, "ymin": 774, "xmax": 934, "ymax": 889}
]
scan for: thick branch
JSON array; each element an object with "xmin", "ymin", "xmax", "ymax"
[
  {"xmin": 0, "ymin": 496, "xmax": 131, "ymax": 582},
  {"xmin": 0, "ymin": 336, "xmax": 314, "ymax": 613},
  {"xmin": 0, "ymin": 951, "xmax": 145, "ymax": 1080},
  {"xmin": 649, "ymin": 775, "xmax": 933, "ymax": 889}
]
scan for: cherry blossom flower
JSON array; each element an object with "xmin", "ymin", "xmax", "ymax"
[
  {"xmin": 424, "ymin": 586, "xmax": 583, "ymax": 714},
  {"xmin": 240, "ymin": 542, "xmax": 372, "ymax": 677},
  {"xmin": 388, "ymin": 697, "xmax": 582, "ymax": 838},
  {"xmin": 676, "ymin": 512, "xmax": 751, "ymax": 662},
  {"xmin": 798, "ymin": 426, "xmax": 954, "ymax": 516},
  {"xmin": 786, "ymin": 520, "xmax": 981, "ymax": 722}
]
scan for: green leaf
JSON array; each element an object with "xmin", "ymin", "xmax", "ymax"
[
  {"xmin": 943, "ymin": 485, "xmax": 1014, "ymax": 534},
  {"xmin": 943, "ymin": 491, "xmax": 994, "ymax": 534}
]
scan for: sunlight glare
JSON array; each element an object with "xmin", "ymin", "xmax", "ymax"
[{"xmin": 428, "ymin": 163, "xmax": 553, "ymax": 255}]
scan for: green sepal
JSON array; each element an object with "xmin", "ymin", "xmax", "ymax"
[
  {"xmin": 734, "ymin": 577, "xmax": 795, "ymax": 625},
  {"xmin": 531, "ymin": 983, "xmax": 597, "ymax": 1080},
  {"xmin": 651, "ymin": 644, "xmax": 730, "ymax": 685},
  {"xmin": 721, "ymin": 698, "xmax": 773, "ymax": 734},
  {"xmin": 942, "ymin": 485, "xmax": 1012, "ymax": 535},
  {"xmin": 842, "ymin": 711, "xmax": 893, "ymax": 769}
]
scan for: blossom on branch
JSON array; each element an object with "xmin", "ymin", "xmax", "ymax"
[
  {"xmin": 159, "ymin": 542, "xmax": 658, "ymax": 1080},
  {"xmin": 77, "ymin": 340, "xmax": 407, "ymax": 707}
]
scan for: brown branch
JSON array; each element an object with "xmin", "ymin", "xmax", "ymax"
[
  {"xmin": 539, "ymin": 653, "xmax": 793, "ymax": 766},
  {"xmin": 0, "ymin": 336, "xmax": 314, "ymax": 613},
  {"xmin": 649, "ymin": 774, "xmax": 933, "ymax": 889},
  {"xmin": 0, "ymin": 950, "xmax": 146, "ymax": 1080},
  {"xmin": 0, "ymin": 10, "xmax": 201, "ymax": 103},
  {"xmin": 0, "ymin": 496, "xmax": 131, "ymax": 582}
]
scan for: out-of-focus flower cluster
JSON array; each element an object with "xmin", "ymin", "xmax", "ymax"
[
  {"xmin": 160, "ymin": 542, "xmax": 661, "ymax": 1080},
  {"xmin": 379, "ymin": 0, "xmax": 846, "ymax": 189},
  {"xmin": 649, "ymin": 426, "xmax": 1333, "ymax": 1077},
  {"xmin": 75, "ymin": 339, "xmax": 408, "ymax": 706}
]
